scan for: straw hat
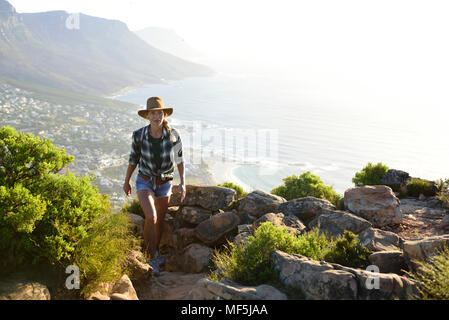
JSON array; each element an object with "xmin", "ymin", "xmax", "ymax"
[{"xmin": 138, "ymin": 97, "xmax": 173, "ymax": 119}]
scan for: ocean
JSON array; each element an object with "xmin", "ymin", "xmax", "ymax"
[{"xmin": 115, "ymin": 66, "xmax": 449, "ymax": 195}]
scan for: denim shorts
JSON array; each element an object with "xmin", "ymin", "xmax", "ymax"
[{"xmin": 135, "ymin": 173, "xmax": 173, "ymax": 198}]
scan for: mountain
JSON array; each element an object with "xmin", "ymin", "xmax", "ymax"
[
  {"xmin": 0, "ymin": 0, "xmax": 214, "ymax": 96},
  {"xmin": 135, "ymin": 27, "xmax": 202, "ymax": 61}
]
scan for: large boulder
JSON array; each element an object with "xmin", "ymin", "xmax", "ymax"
[
  {"xmin": 344, "ymin": 185, "xmax": 402, "ymax": 227},
  {"xmin": 0, "ymin": 279, "xmax": 51, "ymax": 300},
  {"xmin": 308, "ymin": 209, "xmax": 372, "ymax": 237},
  {"xmin": 237, "ymin": 190, "xmax": 286, "ymax": 218},
  {"xmin": 189, "ymin": 278, "xmax": 288, "ymax": 300},
  {"xmin": 276, "ymin": 196, "xmax": 336, "ymax": 223},
  {"xmin": 358, "ymin": 227, "xmax": 403, "ymax": 252},
  {"xmin": 271, "ymin": 250, "xmax": 417, "ymax": 300},
  {"xmin": 253, "ymin": 212, "xmax": 306, "ymax": 235},
  {"xmin": 381, "ymin": 169, "xmax": 411, "ymax": 191},
  {"xmin": 169, "ymin": 185, "xmax": 236, "ymax": 211},
  {"xmin": 195, "ymin": 211, "xmax": 240, "ymax": 246},
  {"xmin": 178, "ymin": 206, "xmax": 212, "ymax": 226}
]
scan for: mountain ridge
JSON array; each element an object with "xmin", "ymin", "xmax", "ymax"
[{"xmin": 0, "ymin": 0, "xmax": 214, "ymax": 97}]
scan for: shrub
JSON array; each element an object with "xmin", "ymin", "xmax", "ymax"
[
  {"xmin": 0, "ymin": 126, "xmax": 139, "ymax": 297},
  {"xmin": 271, "ymin": 171, "xmax": 342, "ymax": 208},
  {"xmin": 210, "ymin": 222, "xmax": 371, "ymax": 286},
  {"xmin": 406, "ymin": 178, "xmax": 434, "ymax": 197},
  {"xmin": 352, "ymin": 162, "xmax": 389, "ymax": 187},
  {"xmin": 436, "ymin": 178, "xmax": 449, "ymax": 204},
  {"xmin": 407, "ymin": 246, "xmax": 449, "ymax": 300},
  {"xmin": 323, "ymin": 230, "xmax": 372, "ymax": 269},
  {"xmin": 217, "ymin": 182, "xmax": 248, "ymax": 199},
  {"xmin": 72, "ymin": 211, "xmax": 141, "ymax": 298}
]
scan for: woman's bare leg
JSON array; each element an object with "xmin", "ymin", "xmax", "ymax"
[
  {"xmin": 154, "ymin": 195, "xmax": 171, "ymax": 251},
  {"xmin": 137, "ymin": 189, "xmax": 157, "ymax": 257}
]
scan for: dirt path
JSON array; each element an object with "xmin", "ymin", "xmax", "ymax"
[{"xmin": 132, "ymin": 271, "xmax": 207, "ymax": 300}]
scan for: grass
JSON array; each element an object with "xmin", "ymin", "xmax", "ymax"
[
  {"xmin": 406, "ymin": 246, "xmax": 449, "ymax": 300},
  {"xmin": 71, "ymin": 211, "xmax": 141, "ymax": 298}
]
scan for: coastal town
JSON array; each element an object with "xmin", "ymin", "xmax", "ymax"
[{"xmin": 0, "ymin": 83, "xmax": 214, "ymax": 209}]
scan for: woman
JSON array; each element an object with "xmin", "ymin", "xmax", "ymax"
[{"xmin": 123, "ymin": 97, "xmax": 186, "ymax": 274}]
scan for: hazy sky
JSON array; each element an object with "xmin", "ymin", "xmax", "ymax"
[{"xmin": 8, "ymin": 0, "xmax": 449, "ymax": 113}]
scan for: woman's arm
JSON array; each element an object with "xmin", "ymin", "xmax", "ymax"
[
  {"xmin": 177, "ymin": 162, "xmax": 186, "ymax": 203},
  {"xmin": 123, "ymin": 163, "xmax": 137, "ymax": 196}
]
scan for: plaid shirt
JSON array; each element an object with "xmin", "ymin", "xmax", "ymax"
[{"xmin": 129, "ymin": 124, "xmax": 183, "ymax": 181}]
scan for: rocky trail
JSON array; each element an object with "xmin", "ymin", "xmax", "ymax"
[{"xmin": 133, "ymin": 271, "xmax": 207, "ymax": 300}]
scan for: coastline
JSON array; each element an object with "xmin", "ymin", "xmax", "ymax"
[{"xmin": 205, "ymin": 158, "xmax": 253, "ymax": 192}]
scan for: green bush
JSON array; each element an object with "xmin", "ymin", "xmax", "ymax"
[
  {"xmin": 217, "ymin": 182, "xmax": 248, "ymax": 199},
  {"xmin": 271, "ymin": 171, "xmax": 342, "ymax": 208},
  {"xmin": 352, "ymin": 162, "xmax": 389, "ymax": 187},
  {"xmin": 210, "ymin": 222, "xmax": 371, "ymax": 286},
  {"xmin": 323, "ymin": 231, "xmax": 372, "ymax": 269},
  {"xmin": 406, "ymin": 178, "xmax": 434, "ymax": 197},
  {"xmin": 407, "ymin": 246, "xmax": 449, "ymax": 299},
  {"xmin": 0, "ymin": 126, "xmax": 139, "ymax": 297}
]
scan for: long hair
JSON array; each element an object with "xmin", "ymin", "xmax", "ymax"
[{"xmin": 162, "ymin": 111, "xmax": 171, "ymax": 135}]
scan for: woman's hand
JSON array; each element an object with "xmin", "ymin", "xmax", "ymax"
[
  {"xmin": 178, "ymin": 184, "xmax": 186, "ymax": 203},
  {"xmin": 123, "ymin": 181, "xmax": 132, "ymax": 196}
]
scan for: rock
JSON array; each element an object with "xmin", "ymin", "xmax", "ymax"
[
  {"xmin": 308, "ymin": 209, "xmax": 372, "ymax": 237},
  {"xmin": 403, "ymin": 234, "xmax": 449, "ymax": 268},
  {"xmin": 419, "ymin": 193, "xmax": 426, "ymax": 201},
  {"xmin": 195, "ymin": 211, "xmax": 240, "ymax": 246},
  {"xmin": 0, "ymin": 279, "xmax": 51, "ymax": 300},
  {"xmin": 237, "ymin": 190, "xmax": 286, "ymax": 218},
  {"xmin": 177, "ymin": 243, "xmax": 213, "ymax": 273},
  {"xmin": 128, "ymin": 213, "xmax": 145, "ymax": 237},
  {"xmin": 271, "ymin": 250, "xmax": 358, "ymax": 300},
  {"xmin": 111, "ymin": 275, "xmax": 138, "ymax": 300},
  {"xmin": 126, "ymin": 250, "xmax": 152, "ymax": 281},
  {"xmin": 332, "ymin": 263, "xmax": 418, "ymax": 300},
  {"xmin": 271, "ymin": 250, "xmax": 417, "ymax": 300},
  {"xmin": 110, "ymin": 293, "xmax": 130, "ymax": 300},
  {"xmin": 369, "ymin": 251, "xmax": 407, "ymax": 275},
  {"xmin": 253, "ymin": 212, "xmax": 306, "ymax": 235},
  {"xmin": 381, "ymin": 169, "xmax": 411, "ymax": 191},
  {"xmin": 169, "ymin": 185, "xmax": 236, "ymax": 211},
  {"xmin": 238, "ymin": 224, "xmax": 254, "ymax": 233},
  {"xmin": 358, "ymin": 227, "xmax": 403, "ymax": 252},
  {"xmin": 178, "ymin": 206, "xmax": 212, "ymax": 226},
  {"xmin": 189, "ymin": 278, "xmax": 288, "ymax": 300},
  {"xmin": 233, "ymin": 232, "xmax": 252, "ymax": 248},
  {"xmin": 87, "ymin": 291, "xmax": 111, "ymax": 300},
  {"xmin": 173, "ymin": 227, "xmax": 199, "ymax": 251},
  {"xmin": 344, "ymin": 185, "xmax": 402, "ymax": 227},
  {"xmin": 440, "ymin": 215, "xmax": 449, "ymax": 230},
  {"xmin": 159, "ymin": 214, "xmax": 176, "ymax": 254},
  {"xmin": 276, "ymin": 196, "xmax": 336, "ymax": 222}
]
